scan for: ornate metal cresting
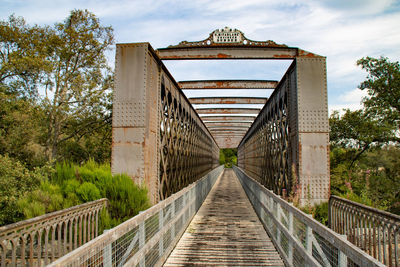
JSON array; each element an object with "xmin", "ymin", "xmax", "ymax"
[
  {"xmin": 329, "ymin": 196, "xmax": 400, "ymax": 267},
  {"xmin": 234, "ymin": 166, "xmax": 384, "ymax": 267},
  {"xmin": 0, "ymin": 198, "xmax": 107, "ymax": 266},
  {"xmin": 49, "ymin": 167, "xmax": 223, "ymax": 267},
  {"xmin": 169, "ymin": 27, "xmax": 289, "ymax": 48},
  {"xmin": 112, "ymin": 43, "xmax": 219, "ymax": 204}
]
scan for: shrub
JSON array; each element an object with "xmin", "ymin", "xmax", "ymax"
[
  {"xmin": 0, "ymin": 155, "xmax": 42, "ymax": 225},
  {"xmin": 76, "ymin": 182, "xmax": 101, "ymax": 202},
  {"xmin": 17, "ymin": 181, "xmax": 64, "ymax": 219}
]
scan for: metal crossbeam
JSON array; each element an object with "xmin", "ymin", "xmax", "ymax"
[
  {"xmin": 197, "ymin": 108, "xmax": 261, "ymax": 114},
  {"xmin": 205, "ymin": 122, "xmax": 252, "ymax": 127},
  {"xmin": 158, "ymin": 46, "xmax": 319, "ymax": 60},
  {"xmin": 189, "ymin": 97, "xmax": 267, "ymax": 104},
  {"xmin": 179, "ymin": 80, "xmax": 277, "ymax": 89},
  {"xmin": 201, "ymin": 115, "xmax": 256, "ymax": 122}
]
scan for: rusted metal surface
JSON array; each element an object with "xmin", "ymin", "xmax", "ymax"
[
  {"xmin": 179, "ymin": 80, "xmax": 277, "ymax": 89},
  {"xmin": 159, "ymin": 73, "xmax": 219, "ymax": 201},
  {"xmin": 238, "ymin": 58, "xmax": 330, "ymax": 206},
  {"xmin": 189, "ymin": 96, "xmax": 267, "ymax": 104},
  {"xmin": 200, "ymin": 115, "xmax": 256, "ymax": 122},
  {"xmin": 0, "ymin": 199, "xmax": 107, "ymax": 266},
  {"xmin": 196, "ymin": 108, "xmax": 261, "ymax": 114},
  {"xmin": 158, "ymin": 46, "xmax": 299, "ymax": 60},
  {"xmin": 207, "ymin": 125, "xmax": 250, "ymax": 129},
  {"xmin": 205, "ymin": 122, "xmax": 252, "ymax": 127},
  {"xmin": 166, "ymin": 27, "xmax": 289, "ymax": 48},
  {"xmin": 113, "ymin": 43, "xmax": 219, "ymax": 204},
  {"xmin": 329, "ymin": 196, "xmax": 400, "ymax": 267},
  {"xmin": 157, "ymin": 27, "xmax": 322, "ymax": 60}
]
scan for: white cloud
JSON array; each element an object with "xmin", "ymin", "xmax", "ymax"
[
  {"xmin": 1, "ymin": 0, "xmax": 400, "ymax": 113},
  {"xmin": 329, "ymin": 88, "xmax": 368, "ymax": 114}
]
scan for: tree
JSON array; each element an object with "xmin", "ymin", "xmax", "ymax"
[
  {"xmin": 0, "ymin": 15, "xmax": 50, "ymax": 98},
  {"xmin": 357, "ymin": 57, "xmax": 400, "ymax": 128},
  {"xmin": 330, "ymin": 109, "xmax": 398, "ymax": 167},
  {"xmin": 40, "ymin": 9, "xmax": 114, "ymax": 160}
]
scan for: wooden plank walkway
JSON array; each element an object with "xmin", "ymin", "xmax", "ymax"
[{"xmin": 164, "ymin": 169, "xmax": 285, "ymax": 266}]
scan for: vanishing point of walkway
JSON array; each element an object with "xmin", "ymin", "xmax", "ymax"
[{"xmin": 164, "ymin": 169, "xmax": 285, "ymax": 266}]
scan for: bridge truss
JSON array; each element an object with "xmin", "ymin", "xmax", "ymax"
[{"xmin": 112, "ymin": 27, "xmax": 330, "ymax": 205}]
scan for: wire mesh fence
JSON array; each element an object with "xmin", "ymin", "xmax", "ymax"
[
  {"xmin": 48, "ymin": 165, "xmax": 223, "ymax": 267},
  {"xmin": 233, "ymin": 166, "xmax": 386, "ymax": 267}
]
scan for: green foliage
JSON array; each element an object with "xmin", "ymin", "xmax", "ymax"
[
  {"xmin": 0, "ymin": 10, "xmax": 113, "ymax": 164},
  {"xmin": 219, "ymin": 148, "xmax": 237, "ymax": 168},
  {"xmin": 314, "ymin": 202, "xmax": 329, "ymax": 225},
  {"xmin": 0, "ymin": 155, "xmax": 45, "ymax": 225},
  {"xmin": 18, "ymin": 181, "xmax": 64, "ymax": 218},
  {"xmin": 357, "ymin": 56, "xmax": 400, "ymax": 127},
  {"xmin": 76, "ymin": 182, "xmax": 101, "ymax": 202},
  {"xmin": 106, "ymin": 174, "xmax": 150, "ymax": 222},
  {"xmin": 329, "ymin": 56, "xmax": 400, "ymax": 215}
]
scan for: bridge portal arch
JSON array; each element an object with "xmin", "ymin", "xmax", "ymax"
[{"xmin": 112, "ymin": 27, "xmax": 329, "ymax": 206}]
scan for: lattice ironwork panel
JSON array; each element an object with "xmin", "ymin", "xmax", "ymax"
[
  {"xmin": 159, "ymin": 79, "xmax": 219, "ymax": 200},
  {"xmin": 238, "ymin": 65, "xmax": 294, "ymax": 197}
]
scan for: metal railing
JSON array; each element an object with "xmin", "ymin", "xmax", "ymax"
[
  {"xmin": 233, "ymin": 166, "xmax": 385, "ymax": 267},
  {"xmin": 49, "ymin": 166, "xmax": 223, "ymax": 267},
  {"xmin": 0, "ymin": 198, "xmax": 108, "ymax": 266},
  {"xmin": 329, "ymin": 195, "xmax": 399, "ymax": 267}
]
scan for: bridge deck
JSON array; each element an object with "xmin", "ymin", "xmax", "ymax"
[{"xmin": 164, "ymin": 169, "xmax": 284, "ymax": 266}]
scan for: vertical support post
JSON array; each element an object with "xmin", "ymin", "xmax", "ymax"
[
  {"xmin": 293, "ymin": 57, "xmax": 330, "ymax": 206},
  {"xmin": 139, "ymin": 222, "xmax": 145, "ymax": 267},
  {"xmin": 112, "ymin": 43, "xmax": 160, "ymax": 204},
  {"xmin": 306, "ymin": 225, "xmax": 313, "ymax": 255},
  {"xmin": 171, "ymin": 201, "xmax": 175, "ymax": 241},
  {"xmin": 102, "ymin": 229, "xmax": 112, "ymax": 267},
  {"xmin": 159, "ymin": 209, "xmax": 164, "ymax": 257},
  {"xmin": 338, "ymin": 235, "xmax": 348, "ymax": 266},
  {"xmin": 276, "ymin": 203, "xmax": 281, "ymax": 245},
  {"xmin": 288, "ymin": 211, "xmax": 294, "ymax": 265}
]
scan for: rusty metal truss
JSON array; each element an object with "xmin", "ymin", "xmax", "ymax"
[
  {"xmin": 113, "ymin": 27, "xmax": 330, "ymax": 206},
  {"xmin": 159, "ymin": 79, "xmax": 219, "ymax": 200},
  {"xmin": 179, "ymin": 80, "xmax": 277, "ymax": 89},
  {"xmin": 238, "ymin": 68, "xmax": 291, "ymax": 197}
]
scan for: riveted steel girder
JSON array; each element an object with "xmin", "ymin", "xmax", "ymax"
[
  {"xmin": 205, "ymin": 122, "xmax": 252, "ymax": 127},
  {"xmin": 179, "ymin": 80, "xmax": 277, "ymax": 89},
  {"xmin": 157, "ymin": 46, "xmax": 321, "ymax": 60},
  {"xmin": 189, "ymin": 97, "xmax": 267, "ymax": 104},
  {"xmin": 201, "ymin": 116, "xmax": 256, "ymax": 122},
  {"xmin": 196, "ymin": 108, "xmax": 261, "ymax": 114}
]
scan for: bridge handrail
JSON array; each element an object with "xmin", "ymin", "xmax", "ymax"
[
  {"xmin": 0, "ymin": 198, "xmax": 108, "ymax": 266},
  {"xmin": 233, "ymin": 166, "xmax": 385, "ymax": 267},
  {"xmin": 329, "ymin": 195, "xmax": 399, "ymax": 266},
  {"xmin": 48, "ymin": 166, "xmax": 223, "ymax": 267}
]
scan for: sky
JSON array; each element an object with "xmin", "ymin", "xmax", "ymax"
[{"xmin": 1, "ymin": 0, "xmax": 400, "ymax": 113}]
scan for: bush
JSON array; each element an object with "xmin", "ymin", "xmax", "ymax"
[
  {"xmin": 0, "ymin": 155, "xmax": 43, "ymax": 225},
  {"xmin": 17, "ymin": 181, "xmax": 64, "ymax": 219},
  {"xmin": 76, "ymin": 182, "xmax": 101, "ymax": 202},
  {"xmin": 314, "ymin": 202, "xmax": 329, "ymax": 226},
  {"xmin": 2, "ymin": 158, "xmax": 151, "ymax": 229}
]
